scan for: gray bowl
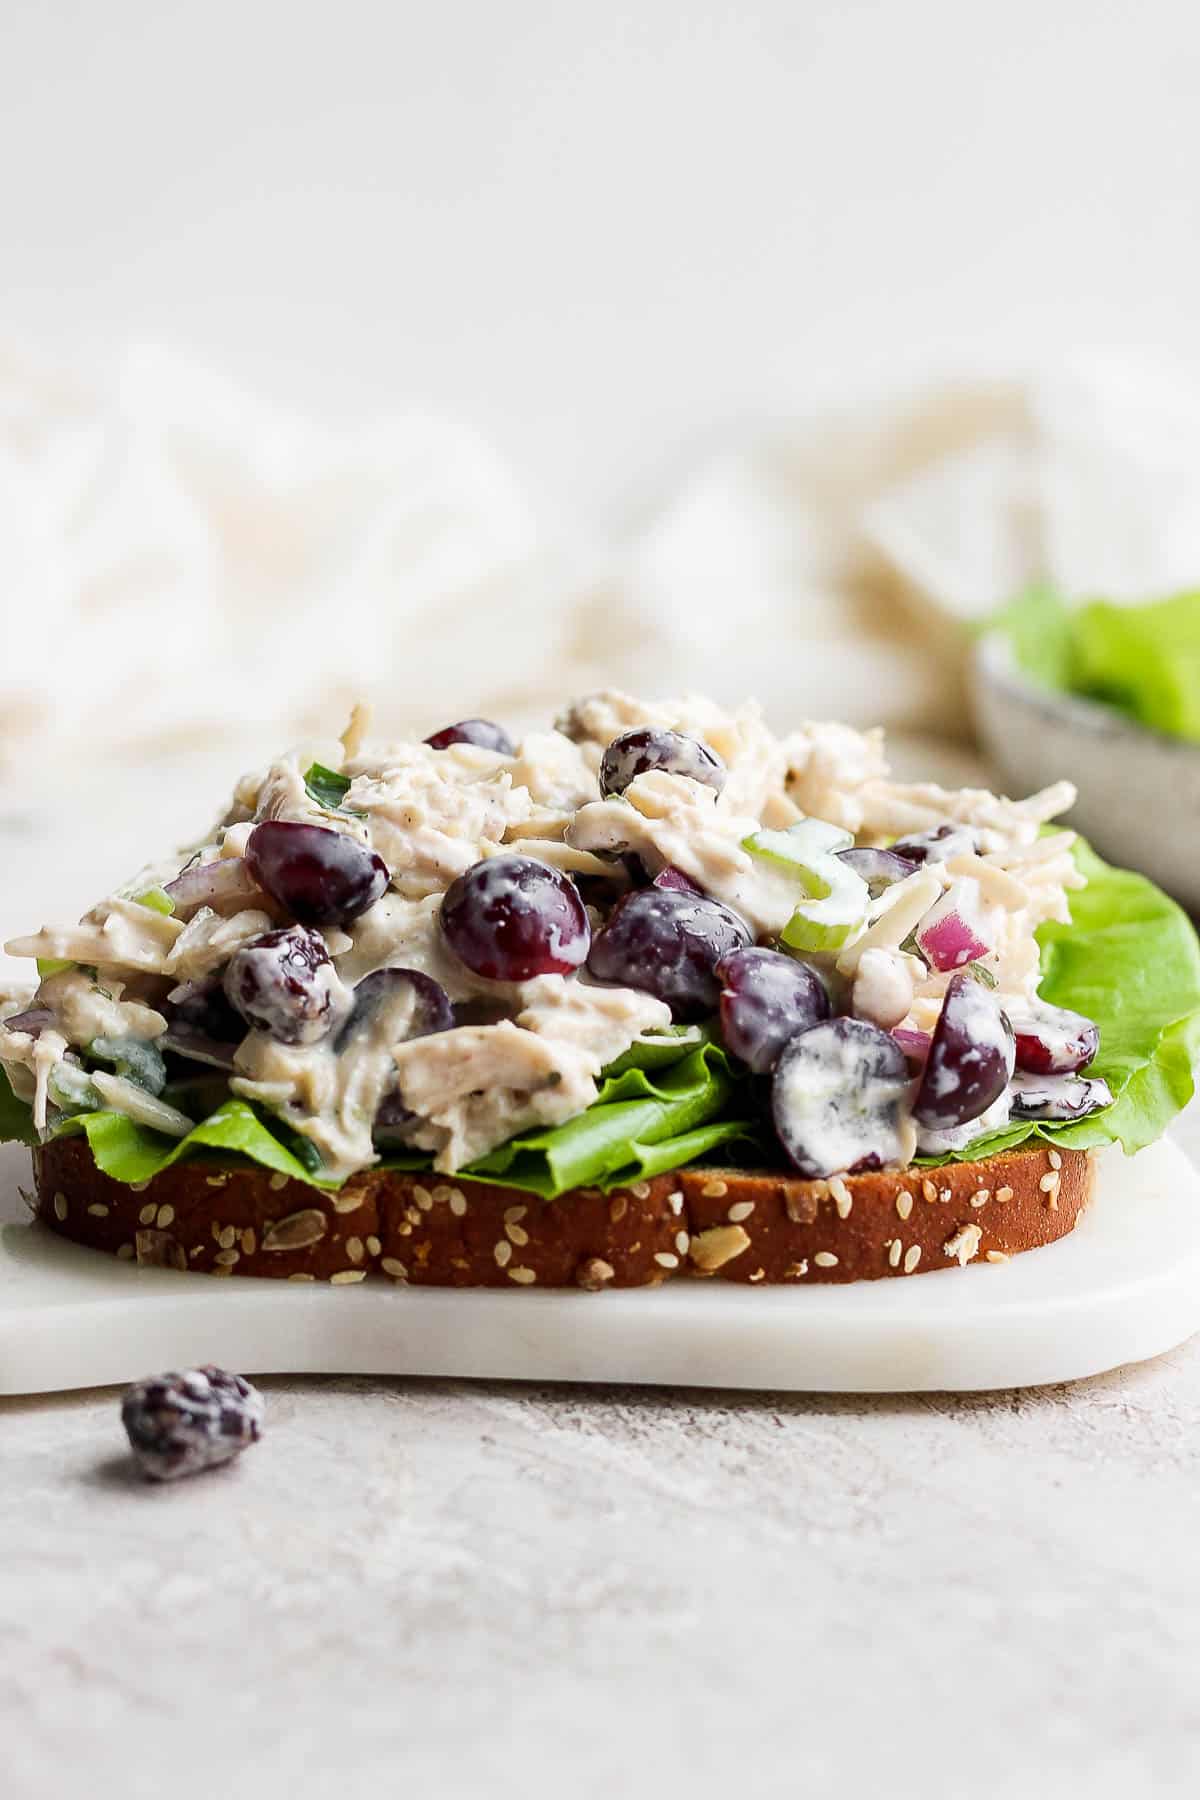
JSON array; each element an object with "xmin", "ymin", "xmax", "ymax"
[{"xmin": 970, "ymin": 633, "xmax": 1200, "ymax": 913}]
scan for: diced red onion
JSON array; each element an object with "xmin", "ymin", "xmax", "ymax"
[
  {"xmin": 892, "ymin": 1027, "xmax": 932, "ymax": 1068},
  {"xmin": 915, "ymin": 884, "xmax": 991, "ymax": 973},
  {"xmin": 163, "ymin": 857, "xmax": 264, "ymax": 918},
  {"xmin": 2, "ymin": 1007, "xmax": 54, "ymax": 1038},
  {"xmin": 652, "ymin": 865, "xmax": 704, "ymax": 897}
]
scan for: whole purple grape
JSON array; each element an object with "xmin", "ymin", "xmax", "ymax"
[
  {"xmin": 912, "ymin": 969, "xmax": 1015, "ymax": 1131},
  {"xmin": 772, "ymin": 1016, "xmax": 911, "ymax": 1178},
  {"xmin": 441, "ymin": 855, "xmax": 590, "ymax": 981},
  {"xmin": 587, "ymin": 887, "xmax": 750, "ymax": 1021},
  {"xmin": 224, "ymin": 925, "xmax": 350, "ymax": 1045},
  {"xmin": 246, "ymin": 821, "xmax": 388, "ymax": 928},
  {"xmin": 425, "ymin": 718, "xmax": 515, "ymax": 753},
  {"xmin": 122, "ymin": 1366, "xmax": 264, "ymax": 1482},
  {"xmin": 716, "ymin": 946, "xmax": 830, "ymax": 1073},
  {"xmin": 599, "ymin": 727, "xmax": 726, "ymax": 798}
]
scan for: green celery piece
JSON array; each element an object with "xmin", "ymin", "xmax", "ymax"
[
  {"xmin": 304, "ymin": 762, "xmax": 354, "ymax": 810},
  {"xmin": 743, "ymin": 818, "xmax": 867, "ymax": 951},
  {"xmin": 36, "ymin": 959, "xmax": 73, "ymax": 979},
  {"xmin": 133, "ymin": 886, "xmax": 176, "ymax": 917},
  {"xmin": 742, "ymin": 820, "xmax": 853, "ymax": 892},
  {"xmin": 1071, "ymin": 593, "xmax": 1200, "ymax": 742}
]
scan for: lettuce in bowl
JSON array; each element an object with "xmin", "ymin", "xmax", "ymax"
[{"xmin": 992, "ymin": 586, "xmax": 1200, "ymax": 744}]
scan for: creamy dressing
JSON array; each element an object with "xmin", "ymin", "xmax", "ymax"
[{"xmin": 1, "ymin": 688, "xmax": 1084, "ymax": 1179}]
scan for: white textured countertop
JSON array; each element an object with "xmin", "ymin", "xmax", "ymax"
[{"xmin": 2, "ymin": 752, "xmax": 1198, "ymax": 1800}]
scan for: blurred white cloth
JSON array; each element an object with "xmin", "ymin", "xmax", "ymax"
[
  {"xmin": 0, "ymin": 339, "xmax": 589, "ymax": 766},
  {"xmin": 621, "ymin": 354, "xmax": 1200, "ymax": 737},
  {"xmin": 4, "ymin": 340, "xmax": 1198, "ymax": 768}
]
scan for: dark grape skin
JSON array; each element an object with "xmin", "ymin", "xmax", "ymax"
[
  {"xmin": 161, "ymin": 979, "xmax": 247, "ymax": 1070},
  {"xmin": 716, "ymin": 946, "xmax": 830, "ymax": 1074},
  {"xmin": 1009, "ymin": 1071, "xmax": 1113, "ymax": 1120},
  {"xmin": 424, "ymin": 718, "xmax": 515, "ymax": 753},
  {"xmin": 441, "ymin": 855, "xmax": 590, "ymax": 982},
  {"xmin": 1006, "ymin": 1002, "xmax": 1100, "ymax": 1075},
  {"xmin": 891, "ymin": 823, "xmax": 977, "ymax": 864},
  {"xmin": 246, "ymin": 821, "xmax": 389, "ymax": 928},
  {"xmin": 599, "ymin": 727, "xmax": 726, "ymax": 799},
  {"xmin": 835, "ymin": 846, "xmax": 919, "ymax": 895},
  {"xmin": 335, "ymin": 966, "xmax": 454, "ymax": 1053},
  {"xmin": 912, "ymin": 970, "xmax": 1015, "ymax": 1131},
  {"xmin": 223, "ymin": 926, "xmax": 350, "ymax": 1046},
  {"xmin": 587, "ymin": 887, "xmax": 751, "ymax": 1022},
  {"xmin": 771, "ymin": 1016, "xmax": 911, "ymax": 1179}
]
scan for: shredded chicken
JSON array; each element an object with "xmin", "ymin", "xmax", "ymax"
[{"xmin": 0, "ymin": 687, "xmax": 1085, "ymax": 1181}]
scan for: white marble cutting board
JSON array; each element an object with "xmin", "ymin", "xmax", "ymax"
[{"xmin": 2, "ymin": 1139, "xmax": 1199, "ymax": 1395}]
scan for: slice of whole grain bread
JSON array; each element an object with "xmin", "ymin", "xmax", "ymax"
[{"xmin": 32, "ymin": 1137, "xmax": 1094, "ymax": 1287}]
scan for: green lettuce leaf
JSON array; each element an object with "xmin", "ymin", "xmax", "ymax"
[
  {"xmin": 986, "ymin": 584, "xmax": 1077, "ymax": 692},
  {"xmin": 303, "ymin": 762, "xmax": 356, "ymax": 811},
  {"xmin": 991, "ymin": 586, "xmax": 1200, "ymax": 743},
  {"xmin": 53, "ymin": 1097, "xmax": 331, "ymax": 1187},
  {"xmin": 0, "ymin": 1070, "xmax": 39, "ymax": 1148},
  {"xmin": 460, "ymin": 1042, "xmax": 752, "ymax": 1196},
  {"xmin": 1071, "ymin": 593, "xmax": 1200, "ymax": 743}
]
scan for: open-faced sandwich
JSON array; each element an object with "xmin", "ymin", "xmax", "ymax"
[{"xmin": 2, "ymin": 693, "xmax": 1198, "ymax": 1288}]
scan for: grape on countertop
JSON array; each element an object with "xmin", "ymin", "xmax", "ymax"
[{"xmin": 121, "ymin": 1366, "xmax": 264, "ymax": 1482}]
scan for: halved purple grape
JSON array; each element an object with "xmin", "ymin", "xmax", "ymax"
[
  {"xmin": 335, "ymin": 966, "xmax": 453, "ymax": 1052},
  {"xmin": 891, "ymin": 823, "xmax": 977, "ymax": 864},
  {"xmin": 223, "ymin": 926, "xmax": 350, "ymax": 1045},
  {"xmin": 424, "ymin": 718, "xmax": 515, "ymax": 753},
  {"xmin": 652, "ymin": 865, "xmax": 704, "ymax": 897},
  {"xmin": 1005, "ymin": 1000, "xmax": 1100, "ymax": 1075},
  {"xmin": 441, "ymin": 855, "xmax": 590, "ymax": 981},
  {"xmin": 246, "ymin": 821, "xmax": 389, "ymax": 928},
  {"xmin": 716, "ymin": 946, "xmax": 830, "ymax": 1074},
  {"xmin": 164, "ymin": 856, "xmax": 264, "ymax": 919},
  {"xmin": 161, "ymin": 979, "xmax": 246, "ymax": 1069},
  {"xmin": 599, "ymin": 727, "xmax": 726, "ymax": 799},
  {"xmin": 835, "ymin": 846, "xmax": 919, "ymax": 895},
  {"xmin": 1009, "ymin": 1072, "xmax": 1113, "ymax": 1120},
  {"xmin": 772, "ymin": 1016, "xmax": 911, "ymax": 1178},
  {"xmin": 373, "ymin": 1087, "xmax": 416, "ymax": 1144},
  {"xmin": 912, "ymin": 969, "xmax": 1015, "ymax": 1131},
  {"xmin": 587, "ymin": 887, "xmax": 750, "ymax": 1021}
]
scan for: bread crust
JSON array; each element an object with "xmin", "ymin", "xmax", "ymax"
[{"xmin": 32, "ymin": 1137, "xmax": 1094, "ymax": 1288}]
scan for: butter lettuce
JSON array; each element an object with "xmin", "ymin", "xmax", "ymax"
[
  {"xmin": 3, "ymin": 842, "xmax": 1197, "ymax": 1196},
  {"xmin": 993, "ymin": 586, "xmax": 1200, "ymax": 743}
]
